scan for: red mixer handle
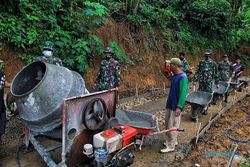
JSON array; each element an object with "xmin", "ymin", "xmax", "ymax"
[{"xmin": 168, "ymin": 127, "xmax": 177, "ymax": 132}]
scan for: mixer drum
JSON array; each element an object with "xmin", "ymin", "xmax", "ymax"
[{"xmin": 11, "ymin": 61, "xmax": 87, "ymax": 133}]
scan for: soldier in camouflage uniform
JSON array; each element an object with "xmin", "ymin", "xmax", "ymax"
[
  {"xmin": 35, "ymin": 41, "xmax": 63, "ymax": 66},
  {"xmin": 218, "ymin": 54, "xmax": 233, "ymax": 103},
  {"xmin": 218, "ymin": 54, "xmax": 233, "ymax": 81},
  {"xmin": 194, "ymin": 49, "xmax": 219, "ymax": 93},
  {"xmin": 179, "ymin": 52, "xmax": 192, "ymax": 74},
  {"xmin": 96, "ymin": 47, "xmax": 121, "ymax": 91}
]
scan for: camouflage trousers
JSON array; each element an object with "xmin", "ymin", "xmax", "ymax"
[{"xmin": 198, "ymin": 82, "xmax": 213, "ymax": 93}]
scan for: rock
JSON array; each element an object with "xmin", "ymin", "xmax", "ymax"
[
  {"xmin": 193, "ymin": 164, "xmax": 200, "ymax": 167},
  {"xmin": 175, "ymin": 153, "xmax": 185, "ymax": 161}
]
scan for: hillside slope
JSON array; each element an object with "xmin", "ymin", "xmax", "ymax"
[{"xmin": 0, "ymin": 20, "xmax": 249, "ymax": 91}]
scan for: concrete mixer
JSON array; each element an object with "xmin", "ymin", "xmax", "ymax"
[{"xmin": 11, "ymin": 61, "xmax": 117, "ymax": 166}]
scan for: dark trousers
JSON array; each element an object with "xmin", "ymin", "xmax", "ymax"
[{"xmin": 0, "ymin": 110, "xmax": 6, "ymax": 136}]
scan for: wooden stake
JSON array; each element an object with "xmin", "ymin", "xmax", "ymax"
[
  {"xmin": 117, "ymin": 94, "xmax": 120, "ymax": 102},
  {"xmin": 195, "ymin": 122, "xmax": 202, "ymax": 145},
  {"xmin": 135, "ymin": 83, "xmax": 138, "ymax": 98},
  {"xmin": 195, "ymin": 118, "xmax": 199, "ymax": 132},
  {"xmin": 209, "ymin": 113, "xmax": 212, "ymax": 122},
  {"xmin": 226, "ymin": 144, "xmax": 238, "ymax": 167}
]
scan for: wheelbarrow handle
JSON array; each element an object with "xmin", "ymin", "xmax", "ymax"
[
  {"xmin": 149, "ymin": 128, "xmax": 185, "ymax": 136},
  {"xmin": 177, "ymin": 128, "xmax": 185, "ymax": 132}
]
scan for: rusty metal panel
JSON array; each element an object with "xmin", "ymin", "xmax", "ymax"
[{"xmin": 62, "ymin": 89, "xmax": 117, "ymax": 166}]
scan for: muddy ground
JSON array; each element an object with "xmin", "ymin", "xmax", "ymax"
[
  {"xmin": 175, "ymin": 95, "xmax": 250, "ymax": 167},
  {"xmin": 0, "ymin": 87, "xmax": 249, "ymax": 167}
]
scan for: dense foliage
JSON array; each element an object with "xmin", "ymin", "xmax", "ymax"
[
  {"xmin": 101, "ymin": 0, "xmax": 250, "ymax": 56},
  {"xmin": 0, "ymin": 0, "xmax": 250, "ymax": 71},
  {"xmin": 0, "ymin": 0, "xmax": 128, "ymax": 71}
]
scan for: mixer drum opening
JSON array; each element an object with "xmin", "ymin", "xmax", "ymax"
[
  {"xmin": 11, "ymin": 61, "xmax": 46, "ymax": 97},
  {"xmin": 10, "ymin": 61, "xmax": 86, "ymax": 133}
]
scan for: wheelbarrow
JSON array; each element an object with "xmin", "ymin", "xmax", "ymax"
[
  {"xmin": 114, "ymin": 109, "xmax": 184, "ymax": 150},
  {"xmin": 115, "ymin": 109, "xmax": 159, "ymax": 135},
  {"xmin": 186, "ymin": 91, "xmax": 214, "ymax": 121},
  {"xmin": 238, "ymin": 76, "xmax": 250, "ymax": 89},
  {"xmin": 229, "ymin": 77, "xmax": 245, "ymax": 91},
  {"xmin": 212, "ymin": 81, "xmax": 230, "ymax": 103}
]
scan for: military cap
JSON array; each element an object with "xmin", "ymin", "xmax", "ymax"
[
  {"xmin": 43, "ymin": 41, "xmax": 54, "ymax": 51},
  {"xmin": 204, "ymin": 49, "xmax": 212, "ymax": 55},
  {"xmin": 104, "ymin": 47, "xmax": 114, "ymax": 54}
]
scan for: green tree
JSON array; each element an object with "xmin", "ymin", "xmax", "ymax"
[{"xmin": 0, "ymin": 0, "xmax": 108, "ymax": 72}]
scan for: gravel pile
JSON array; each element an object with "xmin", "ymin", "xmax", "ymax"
[
  {"xmin": 0, "ymin": 114, "xmax": 24, "ymax": 158},
  {"xmin": 117, "ymin": 97, "xmax": 152, "ymax": 110}
]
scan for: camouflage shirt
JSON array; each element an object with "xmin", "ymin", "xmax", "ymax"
[
  {"xmin": 180, "ymin": 58, "xmax": 191, "ymax": 73},
  {"xmin": 96, "ymin": 58, "xmax": 121, "ymax": 91},
  {"xmin": 194, "ymin": 59, "xmax": 219, "ymax": 92},
  {"xmin": 35, "ymin": 56, "xmax": 63, "ymax": 66},
  {"xmin": 218, "ymin": 60, "xmax": 233, "ymax": 81}
]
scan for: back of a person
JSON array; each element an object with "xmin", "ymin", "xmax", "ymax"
[{"xmin": 167, "ymin": 73, "xmax": 187, "ymax": 110}]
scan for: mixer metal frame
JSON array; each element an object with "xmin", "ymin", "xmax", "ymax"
[{"xmin": 23, "ymin": 89, "xmax": 117, "ymax": 167}]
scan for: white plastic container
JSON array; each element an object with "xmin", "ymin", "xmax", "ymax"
[
  {"xmin": 93, "ymin": 130, "xmax": 122, "ymax": 154},
  {"xmin": 83, "ymin": 144, "xmax": 93, "ymax": 156}
]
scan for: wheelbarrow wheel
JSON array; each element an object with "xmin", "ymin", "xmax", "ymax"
[
  {"xmin": 191, "ymin": 104, "xmax": 201, "ymax": 121},
  {"xmin": 202, "ymin": 107, "xmax": 208, "ymax": 115}
]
